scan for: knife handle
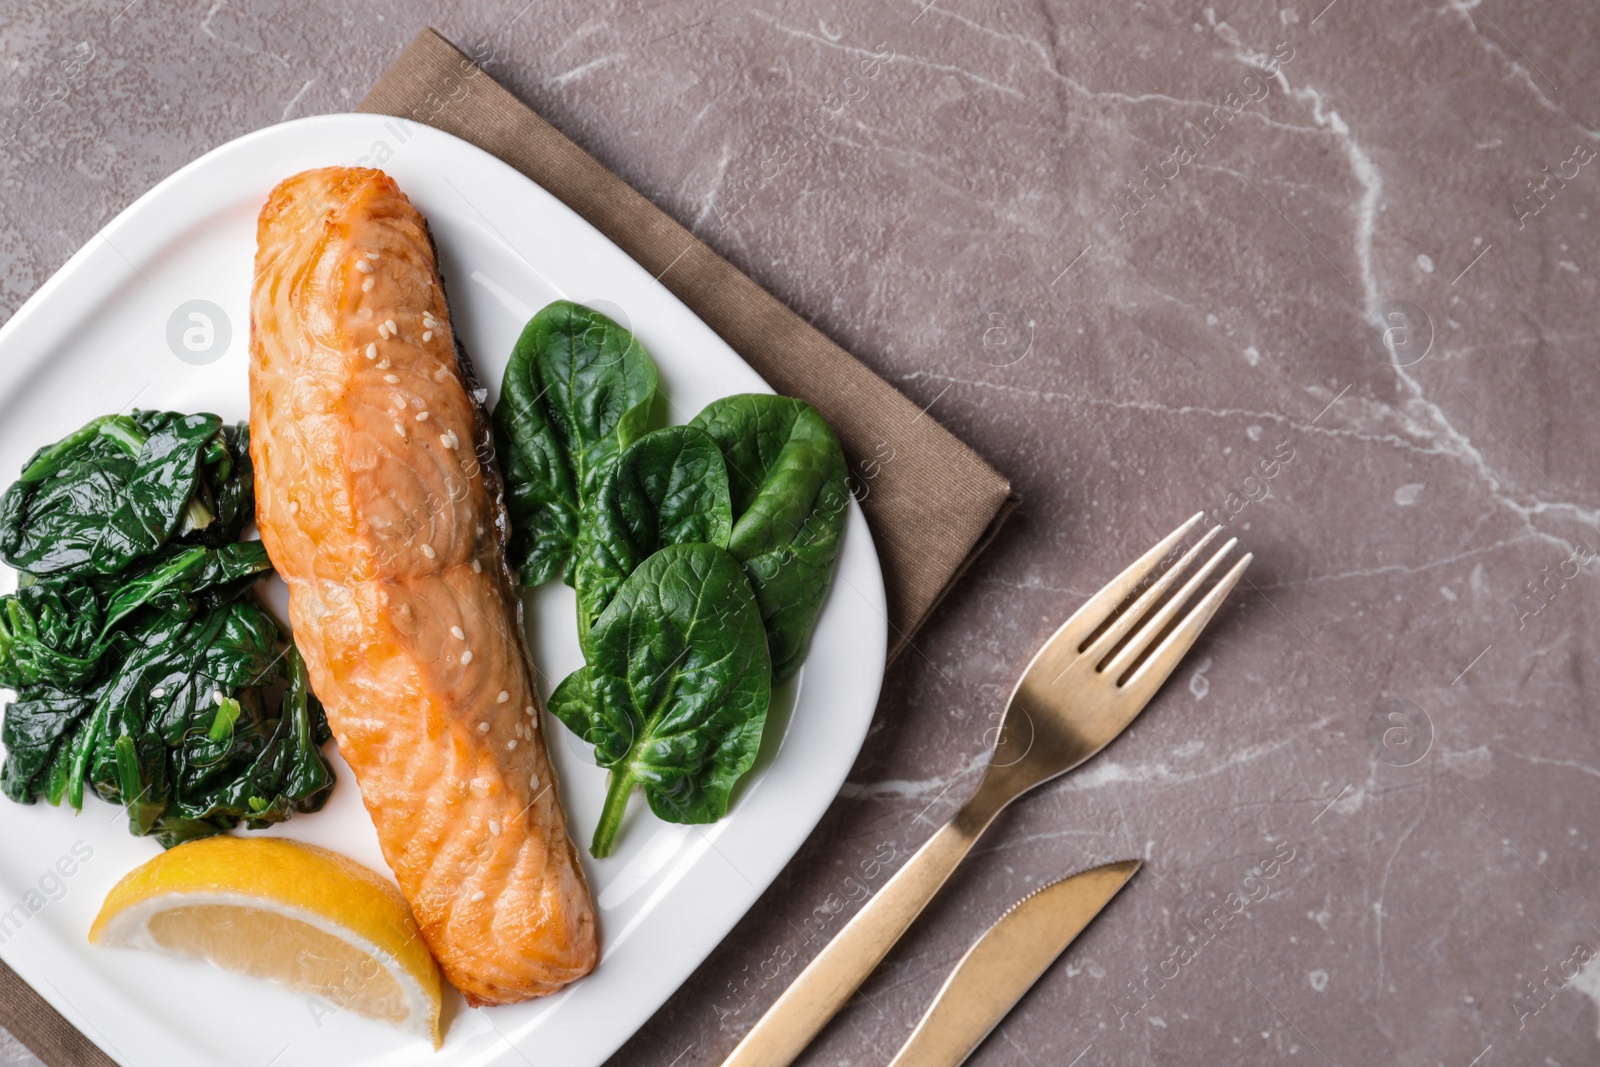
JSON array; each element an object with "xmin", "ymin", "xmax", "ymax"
[{"xmin": 720, "ymin": 791, "xmax": 1005, "ymax": 1067}]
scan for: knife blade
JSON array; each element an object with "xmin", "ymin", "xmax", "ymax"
[{"xmin": 885, "ymin": 860, "xmax": 1140, "ymax": 1067}]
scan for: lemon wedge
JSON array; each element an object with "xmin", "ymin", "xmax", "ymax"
[{"xmin": 90, "ymin": 836, "xmax": 441, "ymax": 1046}]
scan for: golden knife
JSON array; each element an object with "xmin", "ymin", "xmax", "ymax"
[{"xmin": 886, "ymin": 860, "xmax": 1140, "ymax": 1067}]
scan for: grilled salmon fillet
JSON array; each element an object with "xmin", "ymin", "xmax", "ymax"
[{"xmin": 248, "ymin": 167, "xmax": 598, "ymax": 1006}]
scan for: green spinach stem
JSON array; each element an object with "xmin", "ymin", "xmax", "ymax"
[
  {"xmin": 96, "ymin": 416, "xmax": 146, "ymax": 456},
  {"xmin": 18, "ymin": 415, "xmax": 144, "ymax": 482},
  {"xmin": 575, "ymin": 598, "xmax": 593, "ymax": 661},
  {"xmin": 591, "ymin": 767, "xmax": 635, "ymax": 858},
  {"xmin": 65, "ymin": 692, "xmax": 112, "ymax": 810}
]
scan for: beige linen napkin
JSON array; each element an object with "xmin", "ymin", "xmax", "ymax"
[{"xmin": 0, "ymin": 28, "xmax": 1014, "ymax": 1066}]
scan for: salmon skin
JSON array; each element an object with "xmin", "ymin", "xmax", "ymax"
[{"xmin": 249, "ymin": 167, "xmax": 598, "ymax": 1005}]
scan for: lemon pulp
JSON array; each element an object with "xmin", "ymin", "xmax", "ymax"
[{"xmin": 91, "ymin": 836, "xmax": 441, "ymax": 1046}]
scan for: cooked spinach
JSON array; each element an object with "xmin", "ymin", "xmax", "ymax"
[
  {"xmin": 0, "ymin": 583, "xmax": 103, "ymax": 691},
  {"xmin": 0, "ymin": 411, "xmax": 334, "ymax": 848},
  {"xmin": 0, "ymin": 542, "xmax": 273, "ymax": 691},
  {"xmin": 558, "ymin": 543, "xmax": 770, "ymax": 858},
  {"xmin": 67, "ymin": 602, "xmax": 332, "ymax": 846},
  {"xmin": 0, "ymin": 411, "xmax": 253, "ymax": 581},
  {"xmin": 572, "ymin": 426, "xmax": 732, "ymax": 653},
  {"xmin": 690, "ymin": 395, "xmax": 849, "ymax": 680},
  {"xmin": 3, "ymin": 583, "xmax": 333, "ymax": 848},
  {"xmin": 0, "ymin": 685, "xmax": 94, "ymax": 809},
  {"xmin": 493, "ymin": 301, "xmax": 659, "ymax": 586}
]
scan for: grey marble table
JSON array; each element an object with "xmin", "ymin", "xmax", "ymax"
[{"xmin": 3, "ymin": 1, "xmax": 1598, "ymax": 1064}]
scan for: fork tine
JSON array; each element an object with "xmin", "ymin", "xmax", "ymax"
[
  {"xmin": 1080, "ymin": 525, "xmax": 1225, "ymax": 665},
  {"xmin": 1119, "ymin": 552, "xmax": 1251, "ymax": 702},
  {"xmin": 1043, "ymin": 513, "xmax": 1206, "ymax": 662},
  {"xmin": 1099, "ymin": 536, "xmax": 1238, "ymax": 679}
]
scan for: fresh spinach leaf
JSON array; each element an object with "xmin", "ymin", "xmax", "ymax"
[
  {"xmin": 546, "ymin": 665, "xmax": 594, "ymax": 741},
  {"xmin": 574, "ymin": 543, "xmax": 770, "ymax": 857},
  {"xmin": 690, "ymin": 395, "xmax": 850, "ymax": 680},
  {"xmin": 493, "ymin": 301, "xmax": 659, "ymax": 586},
  {"xmin": 573, "ymin": 426, "xmax": 733, "ymax": 652}
]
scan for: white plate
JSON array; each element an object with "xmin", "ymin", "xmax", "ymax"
[{"xmin": 0, "ymin": 114, "xmax": 886, "ymax": 1067}]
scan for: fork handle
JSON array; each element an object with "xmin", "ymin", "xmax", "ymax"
[{"xmin": 720, "ymin": 793, "xmax": 1004, "ymax": 1067}]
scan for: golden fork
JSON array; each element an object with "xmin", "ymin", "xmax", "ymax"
[{"xmin": 721, "ymin": 512, "xmax": 1250, "ymax": 1067}]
